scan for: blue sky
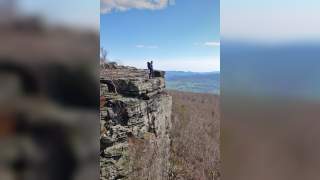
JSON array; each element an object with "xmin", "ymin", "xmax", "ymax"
[
  {"xmin": 18, "ymin": 0, "xmax": 99, "ymax": 29},
  {"xmin": 101, "ymin": 0, "xmax": 220, "ymax": 72},
  {"xmin": 222, "ymin": 0, "xmax": 320, "ymax": 42}
]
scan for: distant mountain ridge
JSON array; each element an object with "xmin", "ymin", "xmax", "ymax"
[
  {"xmin": 222, "ymin": 41, "xmax": 320, "ymax": 100},
  {"xmin": 165, "ymin": 71, "xmax": 220, "ymax": 94}
]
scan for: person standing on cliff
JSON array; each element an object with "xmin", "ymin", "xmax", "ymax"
[{"xmin": 147, "ymin": 61, "xmax": 154, "ymax": 79}]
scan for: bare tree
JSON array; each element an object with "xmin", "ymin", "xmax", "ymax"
[
  {"xmin": 100, "ymin": 47, "xmax": 118, "ymax": 94},
  {"xmin": 100, "ymin": 47, "xmax": 108, "ymax": 63}
]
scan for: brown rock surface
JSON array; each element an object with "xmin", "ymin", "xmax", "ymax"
[{"xmin": 100, "ymin": 63, "xmax": 172, "ymax": 180}]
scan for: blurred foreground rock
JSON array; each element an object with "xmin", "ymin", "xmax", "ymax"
[{"xmin": 0, "ymin": 18, "xmax": 99, "ymax": 180}]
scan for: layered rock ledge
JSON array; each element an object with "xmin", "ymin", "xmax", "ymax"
[{"xmin": 100, "ymin": 64, "xmax": 172, "ymax": 180}]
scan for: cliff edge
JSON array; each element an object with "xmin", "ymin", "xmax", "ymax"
[{"xmin": 100, "ymin": 64, "xmax": 172, "ymax": 180}]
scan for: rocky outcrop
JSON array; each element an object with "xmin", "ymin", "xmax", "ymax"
[{"xmin": 100, "ymin": 64, "xmax": 172, "ymax": 180}]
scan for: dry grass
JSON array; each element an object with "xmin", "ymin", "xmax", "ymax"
[
  {"xmin": 168, "ymin": 90, "xmax": 220, "ymax": 180},
  {"xmin": 222, "ymin": 96, "xmax": 320, "ymax": 180}
]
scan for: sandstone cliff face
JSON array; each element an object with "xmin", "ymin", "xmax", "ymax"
[{"xmin": 100, "ymin": 64, "xmax": 172, "ymax": 180}]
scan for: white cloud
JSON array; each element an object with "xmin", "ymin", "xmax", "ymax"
[
  {"xmin": 194, "ymin": 41, "xmax": 220, "ymax": 47},
  {"xmin": 136, "ymin": 44, "xmax": 159, "ymax": 49},
  {"xmin": 101, "ymin": 0, "xmax": 175, "ymax": 14},
  {"xmin": 204, "ymin": 41, "xmax": 220, "ymax": 47}
]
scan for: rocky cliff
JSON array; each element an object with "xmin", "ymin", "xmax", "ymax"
[{"xmin": 100, "ymin": 64, "xmax": 172, "ymax": 180}]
